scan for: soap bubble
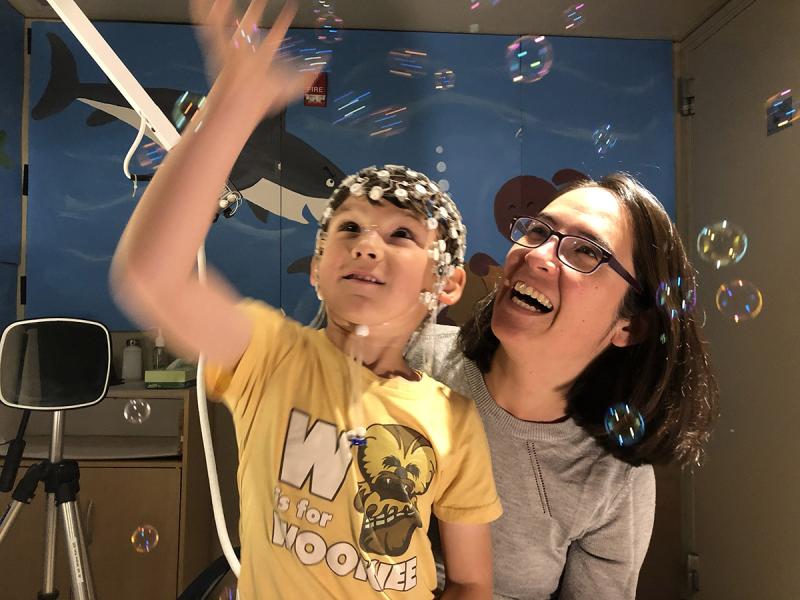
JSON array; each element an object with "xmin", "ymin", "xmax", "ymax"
[
  {"xmin": 217, "ymin": 585, "xmax": 237, "ymax": 600},
  {"xmin": 277, "ymin": 36, "xmax": 332, "ymax": 72},
  {"xmin": 131, "ymin": 525, "xmax": 159, "ymax": 553},
  {"xmin": 313, "ymin": 0, "xmax": 334, "ymax": 15},
  {"xmin": 133, "ymin": 141, "xmax": 165, "ymax": 171},
  {"xmin": 506, "ymin": 35, "xmax": 553, "ymax": 84},
  {"xmin": 715, "ymin": 280, "xmax": 763, "ymax": 323},
  {"xmin": 435, "ymin": 145, "xmax": 444, "ymax": 154},
  {"xmin": 436, "ymin": 161, "xmax": 447, "ymax": 173},
  {"xmin": 604, "ymin": 403, "xmax": 645, "ymax": 447},
  {"xmin": 171, "ymin": 92, "xmax": 206, "ymax": 133},
  {"xmin": 438, "ymin": 179, "xmax": 450, "ymax": 192},
  {"xmin": 656, "ymin": 277, "xmax": 698, "ymax": 320},
  {"xmin": 765, "ymin": 89, "xmax": 797, "ymax": 134},
  {"xmin": 696, "ymin": 220, "xmax": 748, "ymax": 268},
  {"xmin": 564, "ymin": 3, "xmax": 586, "ymax": 30},
  {"xmin": 123, "ymin": 399, "xmax": 151, "ymax": 425},
  {"xmin": 388, "ymin": 48, "xmax": 429, "ymax": 79},
  {"xmin": 316, "ymin": 13, "xmax": 344, "ymax": 43},
  {"xmin": 434, "ymin": 68, "xmax": 456, "ymax": 90},
  {"xmin": 368, "ymin": 106, "xmax": 407, "ymax": 138},
  {"xmin": 332, "ymin": 90, "xmax": 371, "ymax": 125},
  {"xmin": 592, "ymin": 123, "xmax": 617, "ymax": 155}
]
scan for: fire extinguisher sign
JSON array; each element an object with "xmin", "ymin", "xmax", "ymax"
[{"xmin": 304, "ymin": 72, "xmax": 328, "ymax": 107}]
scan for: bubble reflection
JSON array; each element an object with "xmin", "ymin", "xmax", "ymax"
[
  {"xmin": 696, "ymin": 220, "xmax": 748, "ymax": 268},
  {"xmin": 506, "ymin": 35, "xmax": 553, "ymax": 84},
  {"xmin": 604, "ymin": 403, "xmax": 645, "ymax": 447},
  {"xmin": 715, "ymin": 280, "xmax": 763, "ymax": 324}
]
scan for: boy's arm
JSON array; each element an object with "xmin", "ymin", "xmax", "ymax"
[
  {"xmin": 110, "ymin": 0, "xmax": 316, "ymax": 370},
  {"xmin": 438, "ymin": 521, "xmax": 493, "ymax": 600}
]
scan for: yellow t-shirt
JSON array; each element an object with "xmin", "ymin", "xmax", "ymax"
[{"xmin": 205, "ymin": 300, "xmax": 502, "ymax": 599}]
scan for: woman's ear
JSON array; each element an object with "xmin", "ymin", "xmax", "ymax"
[
  {"xmin": 437, "ymin": 266, "xmax": 467, "ymax": 306},
  {"xmin": 611, "ymin": 308, "xmax": 655, "ymax": 348}
]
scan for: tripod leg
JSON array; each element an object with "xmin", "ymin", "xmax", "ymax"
[
  {"xmin": 0, "ymin": 501, "xmax": 24, "ymax": 544},
  {"xmin": 42, "ymin": 493, "xmax": 59, "ymax": 596},
  {"xmin": 60, "ymin": 499, "xmax": 95, "ymax": 600}
]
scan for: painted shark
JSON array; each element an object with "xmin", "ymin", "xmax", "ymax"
[{"xmin": 32, "ymin": 32, "xmax": 343, "ymax": 224}]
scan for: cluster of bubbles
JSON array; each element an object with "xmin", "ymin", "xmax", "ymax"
[
  {"xmin": 604, "ymin": 402, "xmax": 646, "ymax": 447},
  {"xmin": 316, "ymin": 13, "xmax": 344, "ymax": 44},
  {"xmin": 695, "ymin": 220, "xmax": 763, "ymax": 324},
  {"xmin": 313, "ymin": 0, "xmax": 344, "ymax": 44},
  {"xmin": 388, "ymin": 48, "xmax": 430, "ymax": 79},
  {"xmin": 696, "ymin": 220, "xmax": 748, "ymax": 269},
  {"xmin": 434, "ymin": 68, "xmax": 456, "ymax": 90},
  {"xmin": 564, "ymin": 3, "xmax": 586, "ymax": 30},
  {"xmin": 715, "ymin": 279, "xmax": 763, "ymax": 324},
  {"xmin": 592, "ymin": 123, "xmax": 617, "ymax": 156},
  {"xmin": 123, "ymin": 399, "xmax": 151, "ymax": 425},
  {"xmin": 505, "ymin": 35, "xmax": 553, "ymax": 84},
  {"xmin": 131, "ymin": 524, "xmax": 159, "ymax": 553}
]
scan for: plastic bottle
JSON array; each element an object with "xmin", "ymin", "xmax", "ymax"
[
  {"xmin": 122, "ymin": 338, "xmax": 143, "ymax": 382},
  {"xmin": 153, "ymin": 331, "xmax": 166, "ymax": 370}
]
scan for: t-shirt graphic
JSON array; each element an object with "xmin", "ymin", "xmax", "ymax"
[
  {"xmin": 204, "ymin": 300, "xmax": 502, "ymax": 599},
  {"xmin": 354, "ymin": 424, "xmax": 437, "ymax": 556}
]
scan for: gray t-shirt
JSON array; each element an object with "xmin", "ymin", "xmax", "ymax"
[{"xmin": 407, "ymin": 325, "xmax": 656, "ymax": 600}]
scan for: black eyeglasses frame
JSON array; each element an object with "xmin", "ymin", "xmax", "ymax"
[{"xmin": 507, "ymin": 216, "xmax": 643, "ymax": 294}]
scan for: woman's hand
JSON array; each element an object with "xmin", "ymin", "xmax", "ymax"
[{"xmin": 189, "ymin": 0, "xmax": 321, "ymax": 129}]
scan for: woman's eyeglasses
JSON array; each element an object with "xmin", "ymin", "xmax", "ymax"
[{"xmin": 507, "ymin": 217, "xmax": 642, "ymax": 294}]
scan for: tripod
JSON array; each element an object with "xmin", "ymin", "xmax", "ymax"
[{"xmin": 0, "ymin": 409, "xmax": 95, "ymax": 600}]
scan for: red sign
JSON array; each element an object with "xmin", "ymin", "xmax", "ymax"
[{"xmin": 304, "ymin": 72, "xmax": 328, "ymax": 107}]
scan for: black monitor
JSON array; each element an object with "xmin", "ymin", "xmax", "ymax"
[{"xmin": 0, "ymin": 318, "xmax": 110, "ymax": 411}]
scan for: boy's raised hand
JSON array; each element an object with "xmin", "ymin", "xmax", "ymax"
[{"xmin": 189, "ymin": 0, "xmax": 321, "ymax": 127}]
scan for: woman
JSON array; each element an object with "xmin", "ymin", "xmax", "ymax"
[{"xmin": 408, "ymin": 173, "xmax": 718, "ymax": 599}]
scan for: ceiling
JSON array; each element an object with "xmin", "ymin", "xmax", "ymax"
[{"xmin": 8, "ymin": 0, "xmax": 731, "ymax": 41}]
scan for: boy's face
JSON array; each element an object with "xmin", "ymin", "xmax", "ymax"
[{"xmin": 313, "ymin": 195, "xmax": 439, "ymax": 331}]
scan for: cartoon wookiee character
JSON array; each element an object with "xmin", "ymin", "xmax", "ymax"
[{"xmin": 353, "ymin": 424, "xmax": 437, "ymax": 556}]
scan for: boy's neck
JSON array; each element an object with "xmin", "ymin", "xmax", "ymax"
[{"xmin": 324, "ymin": 324, "xmax": 419, "ymax": 381}]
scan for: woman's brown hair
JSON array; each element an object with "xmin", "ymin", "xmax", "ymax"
[{"xmin": 460, "ymin": 172, "xmax": 719, "ymax": 467}]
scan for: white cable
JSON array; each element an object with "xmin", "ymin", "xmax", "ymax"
[
  {"xmin": 123, "ymin": 113, "xmax": 147, "ymax": 181},
  {"xmin": 195, "ymin": 246, "xmax": 242, "ymax": 577}
]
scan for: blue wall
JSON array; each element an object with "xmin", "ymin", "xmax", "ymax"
[
  {"xmin": 26, "ymin": 21, "xmax": 674, "ymax": 329},
  {"xmin": 0, "ymin": 3, "xmax": 24, "ymax": 332}
]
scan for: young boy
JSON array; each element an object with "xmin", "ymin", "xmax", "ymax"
[{"xmin": 110, "ymin": 1, "xmax": 501, "ymax": 598}]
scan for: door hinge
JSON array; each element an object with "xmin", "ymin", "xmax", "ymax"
[
  {"xmin": 686, "ymin": 552, "xmax": 700, "ymax": 594},
  {"xmin": 679, "ymin": 77, "xmax": 695, "ymax": 117}
]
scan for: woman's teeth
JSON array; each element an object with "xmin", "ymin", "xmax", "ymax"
[{"xmin": 512, "ymin": 281, "xmax": 553, "ymax": 312}]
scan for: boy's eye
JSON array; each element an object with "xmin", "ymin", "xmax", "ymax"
[
  {"xmin": 391, "ymin": 227, "xmax": 416, "ymax": 241},
  {"xmin": 337, "ymin": 221, "xmax": 360, "ymax": 233}
]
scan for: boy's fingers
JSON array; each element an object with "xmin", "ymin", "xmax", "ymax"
[
  {"xmin": 190, "ymin": 0, "xmax": 234, "ymax": 75},
  {"xmin": 240, "ymin": 0, "xmax": 268, "ymax": 37},
  {"xmin": 209, "ymin": 0, "xmax": 235, "ymax": 60},
  {"xmin": 258, "ymin": 0, "xmax": 297, "ymax": 62}
]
